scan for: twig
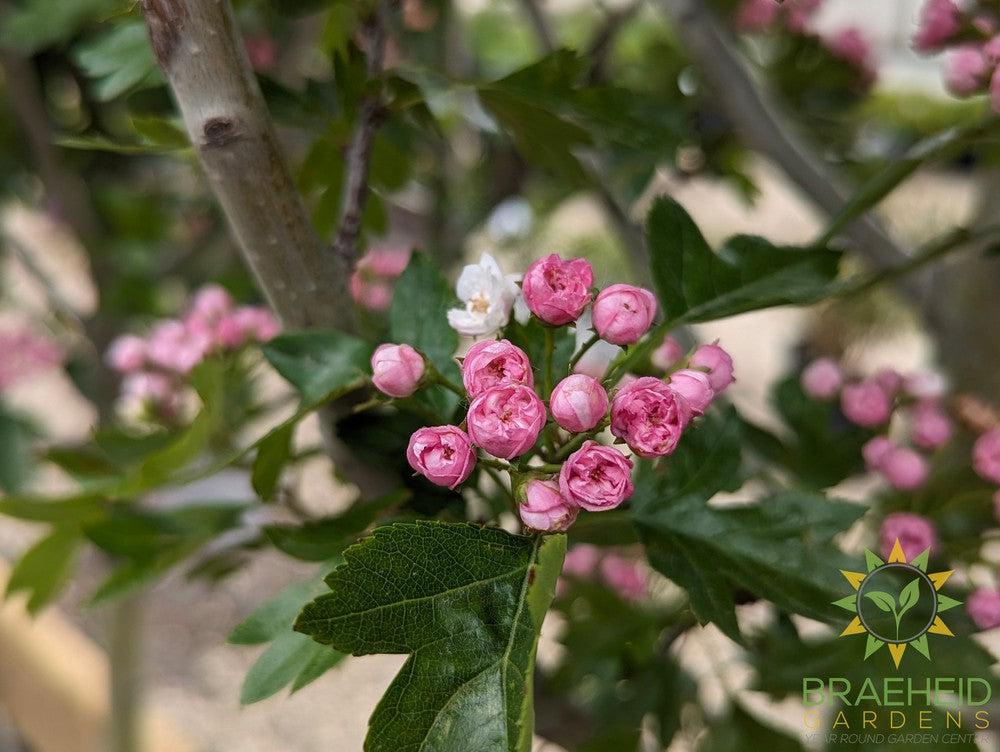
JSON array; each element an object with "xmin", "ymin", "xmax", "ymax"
[
  {"xmin": 517, "ymin": 0, "xmax": 556, "ymax": 53},
  {"xmin": 331, "ymin": 0, "xmax": 391, "ymax": 264},
  {"xmin": 659, "ymin": 0, "xmax": 921, "ymax": 300},
  {"xmin": 139, "ymin": 0, "xmax": 351, "ymax": 329}
]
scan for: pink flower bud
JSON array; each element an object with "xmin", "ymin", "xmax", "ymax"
[
  {"xmin": 800, "ymin": 358, "xmax": 843, "ymax": 400},
  {"xmin": 559, "ymin": 440, "xmax": 634, "ymax": 511},
  {"xmin": 990, "ymin": 66, "xmax": 1000, "ymax": 115},
  {"xmin": 371, "ymin": 343, "xmax": 425, "ymax": 398},
  {"xmin": 651, "ymin": 334, "xmax": 683, "ymax": 371},
  {"xmin": 734, "ymin": 0, "xmax": 779, "ymax": 32},
  {"xmin": 467, "ymin": 383, "xmax": 546, "ymax": 459},
  {"xmin": 349, "ymin": 248, "xmax": 411, "ymax": 312},
  {"xmin": 840, "ymin": 380, "xmax": 892, "ymax": 427},
  {"xmin": 879, "ymin": 447, "xmax": 929, "ymax": 491},
  {"xmin": 406, "ymin": 425, "xmax": 476, "ymax": 488},
  {"xmin": 121, "ymin": 371, "xmax": 182, "ymax": 418},
  {"xmin": 549, "ymin": 374, "xmax": 609, "ymax": 433},
  {"xmin": 874, "ymin": 368, "xmax": 904, "ymax": 397},
  {"xmin": 147, "ymin": 319, "xmax": 211, "ymax": 375},
  {"xmin": 189, "ymin": 284, "xmax": 233, "ymax": 324},
  {"xmin": 600, "ymin": 554, "xmax": 646, "ymax": 601},
  {"xmin": 879, "ymin": 512, "xmax": 937, "ymax": 560},
  {"xmin": 611, "ymin": 376, "xmax": 690, "ymax": 458},
  {"xmin": 944, "ymin": 46, "xmax": 989, "ymax": 95},
  {"xmin": 967, "ymin": 588, "xmax": 1000, "ymax": 630},
  {"xmin": 0, "ymin": 328, "xmax": 62, "ymax": 392},
  {"xmin": 910, "ymin": 401, "xmax": 953, "ymax": 450},
  {"xmin": 461, "ymin": 339, "xmax": 533, "ymax": 398},
  {"xmin": 862, "ymin": 436, "xmax": 894, "ymax": 470},
  {"xmin": 521, "ymin": 254, "xmax": 593, "ymax": 325},
  {"xmin": 913, "ymin": 0, "xmax": 961, "ymax": 52},
  {"xmin": 782, "ymin": 0, "xmax": 822, "ymax": 32},
  {"xmin": 667, "ymin": 369, "xmax": 714, "ymax": 414},
  {"xmin": 519, "ymin": 479, "xmax": 578, "ymax": 532},
  {"xmin": 974, "ymin": 428, "xmax": 1000, "ymax": 484},
  {"xmin": 903, "ymin": 369, "xmax": 947, "ymax": 399},
  {"xmin": 689, "ymin": 343, "xmax": 735, "ymax": 393},
  {"xmin": 361, "ymin": 247, "xmax": 412, "ymax": 279},
  {"xmin": 350, "ymin": 275, "xmax": 394, "ymax": 312},
  {"xmin": 562, "ymin": 544, "xmax": 601, "ymax": 577},
  {"xmin": 592, "ymin": 284, "xmax": 657, "ymax": 346},
  {"xmin": 825, "ymin": 27, "xmax": 877, "ymax": 85},
  {"xmin": 106, "ymin": 335, "xmax": 147, "ymax": 374}
]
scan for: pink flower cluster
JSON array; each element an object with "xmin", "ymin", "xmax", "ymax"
[
  {"xmin": 350, "ymin": 247, "xmax": 412, "ymax": 312},
  {"xmin": 0, "ymin": 327, "xmax": 62, "ymax": 392},
  {"xmin": 879, "ymin": 512, "xmax": 938, "ymax": 560},
  {"xmin": 914, "ymin": 0, "xmax": 1000, "ymax": 112},
  {"xmin": 561, "ymin": 544, "xmax": 648, "ymax": 602},
  {"xmin": 370, "ymin": 254, "xmax": 735, "ymax": 534},
  {"xmin": 733, "ymin": 0, "xmax": 877, "ymax": 88},
  {"xmin": 106, "ymin": 285, "xmax": 279, "ymax": 416},
  {"xmin": 801, "ymin": 357, "xmax": 952, "ymax": 491}
]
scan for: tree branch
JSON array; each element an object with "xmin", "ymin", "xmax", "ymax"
[
  {"xmin": 331, "ymin": 1, "xmax": 390, "ymax": 264},
  {"xmin": 659, "ymin": 0, "xmax": 923, "ymax": 301},
  {"xmin": 139, "ymin": 0, "xmax": 351, "ymax": 330}
]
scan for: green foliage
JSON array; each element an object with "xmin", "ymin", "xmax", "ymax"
[
  {"xmin": 262, "ymin": 330, "xmax": 371, "ymax": 407},
  {"xmin": 4, "ymin": 527, "xmax": 80, "ymax": 613},
  {"xmin": 73, "ymin": 21, "xmax": 161, "ymax": 101},
  {"xmin": 229, "ymin": 573, "xmax": 346, "ymax": 704},
  {"xmin": 630, "ymin": 408, "xmax": 866, "ymax": 643},
  {"xmin": 697, "ymin": 703, "xmax": 805, "ymax": 752},
  {"xmin": 296, "ymin": 522, "xmax": 566, "ymax": 752},
  {"xmin": 648, "ymin": 197, "xmax": 842, "ymax": 324},
  {"xmin": 0, "ymin": 406, "xmax": 36, "ymax": 493},
  {"xmin": 0, "ymin": 0, "xmax": 119, "ymax": 54}
]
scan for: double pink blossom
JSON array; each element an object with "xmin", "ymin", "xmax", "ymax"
[
  {"xmin": 467, "ymin": 383, "xmax": 546, "ymax": 459},
  {"xmin": 967, "ymin": 588, "xmax": 1000, "ymax": 630},
  {"xmin": 913, "ymin": 0, "xmax": 962, "ymax": 52},
  {"xmin": 461, "ymin": 339, "xmax": 533, "ymax": 398},
  {"xmin": 840, "ymin": 379, "xmax": 892, "ymax": 427},
  {"xmin": 879, "ymin": 512, "xmax": 937, "ymax": 560},
  {"xmin": 406, "ymin": 425, "xmax": 476, "ymax": 488},
  {"xmin": 800, "ymin": 357, "xmax": 843, "ymax": 400},
  {"xmin": 974, "ymin": 428, "xmax": 1000, "ymax": 484},
  {"xmin": 592, "ymin": 284, "xmax": 657, "ymax": 345},
  {"xmin": 371, "ymin": 344, "xmax": 425, "ymax": 398},
  {"xmin": 879, "ymin": 447, "xmax": 929, "ymax": 491},
  {"xmin": 690, "ymin": 343, "xmax": 735, "ymax": 393},
  {"xmin": 910, "ymin": 401, "xmax": 953, "ymax": 450},
  {"xmin": 559, "ymin": 440, "xmax": 634, "ymax": 511},
  {"xmin": 667, "ymin": 369, "xmax": 714, "ymax": 415},
  {"xmin": 519, "ymin": 479, "xmax": 577, "ymax": 532},
  {"xmin": 611, "ymin": 377, "xmax": 690, "ymax": 458},
  {"xmin": 549, "ymin": 374, "xmax": 608, "ymax": 432},
  {"xmin": 521, "ymin": 254, "xmax": 593, "ymax": 325}
]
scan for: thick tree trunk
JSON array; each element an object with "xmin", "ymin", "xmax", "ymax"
[{"xmin": 139, "ymin": 0, "xmax": 350, "ymax": 330}]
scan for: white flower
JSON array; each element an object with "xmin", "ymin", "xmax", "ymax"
[
  {"xmin": 447, "ymin": 253, "xmax": 522, "ymax": 337},
  {"xmin": 487, "ymin": 198, "xmax": 534, "ymax": 243}
]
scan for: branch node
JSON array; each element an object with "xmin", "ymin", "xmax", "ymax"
[
  {"xmin": 202, "ymin": 116, "xmax": 243, "ymax": 148},
  {"xmin": 140, "ymin": 0, "xmax": 187, "ymax": 68}
]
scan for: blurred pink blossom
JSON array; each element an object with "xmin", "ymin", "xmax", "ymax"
[{"xmin": 0, "ymin": 328, "xmax": 62, "ymax": 392}]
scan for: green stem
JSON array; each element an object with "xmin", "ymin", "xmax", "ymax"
[
  {"xmin": 834, "ymin": 224, "xmax": 1000, "ymax": 299},
  {"xmin": 543, "ymin": 326, "xmax": 555, "ymax": 398},
  {"xmin": 481, "ymin": 464, "xmax": 515, "ymax": 509},
  {"xmin": 815, "ymin": 119, "xmax": 999, "ymax": 248},
  {"xmin": 478, "ymin": 455, "xmax": 513, "ymax": 472},
  {"xmin": 109, "ymin": 593, "xmax": 142, "ymax": 752},
  {"xmin": 603, "ymin": 319, "xmax": 678, "ymax": 387},
  {"xmin": 553, "ymin": 421, "xmax": 608, "ymax": 461},
  {"xmin": 435, "ymin": 373, "xmax": 466, "ymax": 399},
  {"xmin": 567, "ymin": 333, "xmax": 600, "ymax": 372}
]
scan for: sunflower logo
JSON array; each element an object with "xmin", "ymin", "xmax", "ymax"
[{"xmin": 834, "ymin": 539, "xmax": 962, "ymax": 668}]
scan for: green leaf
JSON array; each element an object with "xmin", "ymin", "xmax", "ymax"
[
  {"xmin": 240, "ymin": 630, "xmax": 343, "ymax": 705},
  {"xmin": 897, "ymin": 577, "xmax": 921, "ymax": 616},
  {"xmin": 647, "ymin": 197, "xmax": 841, "ymax": 324},
  {"xmin": 0, "ymin": 406, "xmax": 36, "ymax": 493},
  {"xmin": 0, "ymin": 494, "xmax": 105, "ymax": 524},
  {"xmin": 389, "ymin": 253, "xmax": 462, "ymax": 419},
  {"xmin": 698, "ymin": 702, "xmax": 805, "ymax": 752},
  {"xmin": 251, "ymin": 422, "xmax": 295, "ymax": 501},
  {"xmin": 5, "ymin": 528, "xmax": 79, "ymax": 614},
  {"xmin": 630, "ymin": 410, "xmax": 865, "ymax": 642},
  {"xmin": 863, "ymin": 591, "xmax": 896, "ymax": 613},
  {"xmin": 73, "ymin": 22, "xmax": 161, "ymax": 101},
  {"xmin": 229, "ymin": 577, "xmax": 326, "ymax": 646},
  {"xmin": 0, "ymin": 0, "xmax": 119, "ymax": 54},
  {"xmin": 295, "ymin": 522, "xmax": 566, "ymax": 752},
  {"xmin": 262, "ymin": 330, "xmax": 370, "ymax": 406},
  {"xmin": 264, "ymin": 488, "xmax": 410, "ymax": 561}
]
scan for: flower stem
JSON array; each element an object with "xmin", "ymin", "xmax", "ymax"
[
  {"xmin": 478, "ymin": 455, "xmax": 513, "ymax": 472},
  {"xmin": 553, "ymin": 420, "xmax": 608, "ymax": 461},
  {"xmin": 568, "ymin": 333, "xmax": 599, "ymax": 372},
  {"xmin": 436, "ymin": 374, "xmax": 466, "ymax": 398},
  {"xmin": 543, "ymin": 326, "xmax": 555, "ymax": 398}
]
